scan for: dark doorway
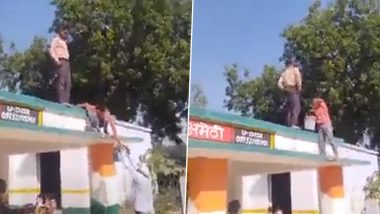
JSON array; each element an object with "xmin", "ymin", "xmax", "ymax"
[
  {"xmin": 271, "ymin": 172, "xmax": 292, "ymax": 214},
  {"xmin": 39, "ymin": 152, "xmax": 61, "ymax": 208}
]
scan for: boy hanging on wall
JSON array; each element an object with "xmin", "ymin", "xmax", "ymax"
[
  {"xmin": 77, "ymin": 102, "xmax": 122, "ymax": 145},
  {"xmin": 311, "ymin": 98, "xmax": 339, "ymax": 160}
]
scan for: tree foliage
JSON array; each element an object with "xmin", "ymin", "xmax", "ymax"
[
  {"xmin": 1, "ymin": 0, "xmax": 191, "ymax": 143},
  {"xmin": 364, "ymin": 171, "xmax": 380, "ymax": 200},
  {"xmin": 225, "ymin": 0, "xmax": 380, "ymax": 146},
  {"xmin": 190, "ymin": 83, "xmax": 208, "ymax": 108},
  {"xmin": 145, "ymin": 148, "xmax": 184, "ymax": 213}
]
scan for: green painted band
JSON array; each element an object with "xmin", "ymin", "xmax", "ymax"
[
  {"xmin": 189, "ymin": 107, "xmax": 379, "ymax": 155},
  {"xmin": 62, "ymin": 207, "xmax": 91, "ymax": 214},
  {"xmin": 0, "ymin": 119, "xmax": 144, "ymax": 143},
  {"xmin": 0, "ymin": 91, "xmax": 86, "ymax": 119},
  {"xmin": 189, "ymin": 107, "xmax": 344, "ymax": 144},
  {"xmin": 189, "ymin": 140, "xmax": 371, "ymax": 166},
  {"xmin": 90, "ymin": 198, "xmax": 121, "ymax": 214}
]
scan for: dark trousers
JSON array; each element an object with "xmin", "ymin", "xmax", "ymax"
[
  {"xmin": 53, "ymin": 59, "xmax": 71, "ymax": 103},
  {"xmin": 285, "ymin": 91, "xmax": 301, "ymax": 127}
]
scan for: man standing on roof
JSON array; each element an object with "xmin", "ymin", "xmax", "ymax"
[
  {"xmin": 49, "ymin": 23, "xmax": 71, "ymax": 104},
  {"xmin": 278, "ymin": 59, "xmax": 302, "ymax": 128},
  {"xmin": 77, "ymin": 102, "xmax": 123, "ymax": 146},
  {"xmin": 311, "ymin": 98, "xmax": 338, "ymax": 160}
]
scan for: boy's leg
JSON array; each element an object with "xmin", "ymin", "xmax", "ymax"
[
  {"xmin": 324, "ymin": 124, "xmax": 338, "ymax": 158},
  {"xmin": 285, "ymin": 95, "xmax": 293, "ymax": 126},
  {"xmin": 290, "ymin": 91, "xmax": 301, "ymax": 127},
  {"xmin": 317, "ymin": 125, "xmax": 327, "ymax": 156}
]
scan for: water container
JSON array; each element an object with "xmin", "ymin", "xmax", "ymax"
[{"xmin": 304, "ymin": 115, "xmax": 316, "ymax": 131}]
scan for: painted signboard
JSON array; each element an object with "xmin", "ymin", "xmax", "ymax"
[
  {"xmin": 0, "ymin": 103, "xmax": 41, "ymax": 126},
  {"xmin": 188, "ymin": 120, "xmax": 235, "ymax": 143},
  {"xmin": 234, "ymin": 128, "xmax": 271, "ymax": 147},
  {"xmin": 189, "ymin": 119, "xmax": 274, "ymax": 148}
]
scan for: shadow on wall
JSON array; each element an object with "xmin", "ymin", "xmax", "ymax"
[
  {"xmin": 186, "ymin": 199, "xmax": 199, "ymax": 214},
  {"xmin": 249, "ymin": 176, "xmax": 268, "ymax": 198},
  {"xmin": 16, "ymin": 154, "xmax": 37, "ymax": 177}
]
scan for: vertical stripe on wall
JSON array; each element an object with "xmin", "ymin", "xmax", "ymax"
[
  {"xmin": 60, "ymin": 148, "xmax": 91, "ymax": 209},
  {"xmin": 318, "ymin": 166, "xmax": 344, "ymax": 198},
  {"xmin": 318, "ymin": 166, "xmax": 347, "ymax": 214},
  {"xmin": 187, "ymin": 158, "xmax": 228, "ymax": 212},
  {"xmin": 89, "ymin": 143, "xmax": 121, "ymax": 214}
]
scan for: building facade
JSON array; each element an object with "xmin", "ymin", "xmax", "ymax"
[{"xmin": 187, "ymin": 107, "xmax": 377, "ymax": 214}]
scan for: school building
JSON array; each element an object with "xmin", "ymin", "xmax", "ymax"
[
  {"xmin": 0, "ymin": 91, "xmax": 153, "ymax": 213},
  {"xmin": 187, "ymin": 107, "xmax": 378, "ymax": 214}
]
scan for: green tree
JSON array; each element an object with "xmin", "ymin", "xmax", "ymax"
[
  {"xmin": 190, "ymin": 83, "xmax": 208, "ymax": 108},
  {"xmin": 2, "ymin": 0, "xmax": 192, "ymax": 144},
  {"xmin": 225, "ymin": 64, "xmax": 283, "ymax": 121},
  {"xmin": 225, "ymin": 0, "xmax": 380, "ymax": 147}
]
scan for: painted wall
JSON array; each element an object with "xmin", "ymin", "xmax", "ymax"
[
  {"xmin": 291, "ymin": 170, "xmax": 319, "ymax": 212},
  {"xmin": 7, "ymin": 109, "xmax": 88, "ymax": 206},
  {"xmin": 42, "ymin": 112, "xmax": 86, "ymax": 131},
  {"xmin": 114, "ymin": 121, "xmax": 152, "ymax": 166},
  {"xmin": 5, "ymin": 108, "xmax": 154, "ymax": 212},
  {"xmin": 226, "ymin": 134, "xmax": 378, "ymax": 214},
  {"xmin": 228, "ymin": 161, "xmax": 269, "ymax": 212},
  {"xmin": 187, "ymin": 158, "xmax": 228, "ymax": 214},
  {"xmin": 8, "ymin": 153, "xmax": 40, "ymax": 205},
  {"xmin": 112, "ymin": 121, "xmax": 153, "ymax": 205},
  {"xmin": 342, "ymin": 147, "xmax": 378, "ymax": 213},
  {"xmin": 0, "ymin": 152, "xmax": 8, "ymax": 185}
]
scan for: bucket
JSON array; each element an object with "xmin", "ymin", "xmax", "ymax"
[{"xmin": 304, "ymin": 116, "xmax": 316, "ymax": 131}]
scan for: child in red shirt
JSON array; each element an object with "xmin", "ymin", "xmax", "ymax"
[{"xmin": 311, "ymin": 98, "xmax": 338, "ymax": 160}]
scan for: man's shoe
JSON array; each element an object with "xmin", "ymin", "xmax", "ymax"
[{"xmin": 291, "ymin": 125, "xmax": 301, "ymax": 129}]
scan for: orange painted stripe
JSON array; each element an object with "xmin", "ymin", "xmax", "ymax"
[
  {"xmin": 188, "ymin": 158, "xmax": 228, "ymax": 212},
  {"xmin": 318, "ymin": 166, "xmax": 344, "ymax": 198},
  {"xmin": 89, "ymin": 143, "xmax": 116, "ymax": 177}
]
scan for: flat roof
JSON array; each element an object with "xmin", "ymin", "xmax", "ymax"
[
  {"xmin": 189, "ymin": 140, "xmax": 370, "ymax": 171},
  {"xmin": 0, "ymin": 120, "xmax": 143, "ymax": 154},
  {"xmin": 189, "ymin": 107, "xmax": 377, "ymax": 155},
  {"xmin": 0, "ymin": 91, "xmax": 86, "ymax": 119}
]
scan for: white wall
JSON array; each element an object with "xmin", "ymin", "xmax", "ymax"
[
  {"xmin": 342, "ymin": 148, "xmax": 378, "ymax": 213},
  {"xmin": 228, "ymin": 161, "xmax": 270, "ymax": 211},
  {"xmin": 42, "ymin": 112, "xmax": 86, "ymax": 131},
  {"xmin": 113, "ymin": 121, "xmax": 153, "ymax": 203},
  {"xmin": 8, "ymin": 153, "xmax": 39, "ymax": 205},
  {"xmin": 228, "ymin": 140, "xmax": 378, "ymax": 214},
  {"xmin": 291, "ymin": 170, "xmax": 319, "ymax": 211},
  {"xmin": 115, "ymin": 121, "xmax": 152, "ymax": 166}
]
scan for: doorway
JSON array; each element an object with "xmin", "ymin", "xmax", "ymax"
[
  {"xmin": 39, "ymin": 151, "xmax": 61, "ymax": 208},
  {"xmin": 271, "ymin": 172, "xmax": 292, "ymax": 214}
]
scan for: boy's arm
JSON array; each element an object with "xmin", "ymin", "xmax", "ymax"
[
  {"xmin": 104, "ymin": 113, "xmax": 123, "ymax": 146},
  {"xmin": 119, "ymin": 153, "xmax": 139, "ymax": 180},
  {"xmin": 49, "ymin": 38, "xmax": 60, "ymax": 65},
  {"xmin": 77, "ymin": 103, "xmax": 96, "ymax": 111},
  {"xmin": 294, "ymin": 68, "xmax": 302, "ymax": 91},
  {"xmin": 278, "ymin": 73, "xmax": 284, "ymax": 89}
]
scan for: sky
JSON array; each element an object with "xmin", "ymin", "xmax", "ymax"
[
  {"xmin": 0, "ymin": 0, "xmax": 55, "ymax": 51},
  {"xmin": 0, "ymin": 0, "xmax": 330, "ymax": 112},
  {"xmin": 191, "ymin": 0, "xmax": 330, "ymax": 112}
]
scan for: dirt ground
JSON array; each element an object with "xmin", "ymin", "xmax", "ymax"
[{"xmin": 121, "ymin": 206, "xmax": 181, "ymax": 214}]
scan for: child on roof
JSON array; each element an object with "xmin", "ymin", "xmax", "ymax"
[{"xmin": 311, "ymin": 98, "xmax": 338, "ymax": 160}]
